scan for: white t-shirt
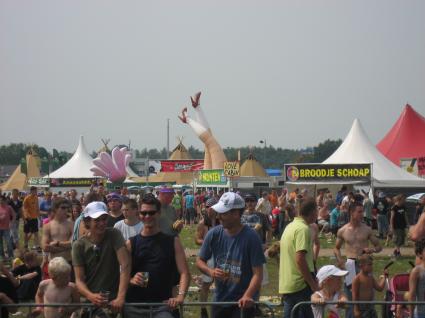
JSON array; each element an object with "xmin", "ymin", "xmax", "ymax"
[
  {"xmin": 311, "ymin": 291, "xmax": 341, "ymax": 318},
  {"xmin": 113, "ymin": 220, "xmax": 144, "ymax": 240}
]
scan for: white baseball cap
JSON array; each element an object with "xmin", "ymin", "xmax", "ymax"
[
  {"xmin": 83, "ymin": 201, "xmax": 108, "ymax": 219},
  {"xmin": 212, "ymin": 192, "xmax": 246, "ymax": 214},
  {"xmin": 316, "ymin": 265, "xmax": 348, "ymax": 285}
]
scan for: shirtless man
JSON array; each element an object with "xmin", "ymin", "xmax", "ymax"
[
  {"xmin": 42, "ymin": 199, "xmax": 74, "ymax": 263},
  {"xmin": 334, "ymin": 201, "xmax": 382, "ymax": 318}
]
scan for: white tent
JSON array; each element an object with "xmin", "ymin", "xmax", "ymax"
[
  {"xmin": 48, "ymin": 136, "xmax": 95, "ymax": 178},
  {"xmin": 324, "ymin": 119, "xmax": 425, "ymax": 188}
]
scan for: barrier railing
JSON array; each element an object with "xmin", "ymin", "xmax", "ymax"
[
  {"xmin": 290, "ymin": 300, "xmax": 425, "ymax": 318},
  {"xmin": 0, "ymin": 301, "xmax": 277, "ymax": 318}
]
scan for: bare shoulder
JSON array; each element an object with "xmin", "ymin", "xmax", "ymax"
[
  {"xmin": 361, "ymin": 222, "xmax": 372, "ymax": 232},
  {"xmin": 310, "ymin": 223, "xmax": 318, "ymax": 231},
  {"xmin": 337, "ymin": 224, "xmax": 348, "ymax": 237}
]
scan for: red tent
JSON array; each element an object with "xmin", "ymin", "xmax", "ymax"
[{"xmin": 377, "ymin": 104, "xmax": 425, "ymax": 165}]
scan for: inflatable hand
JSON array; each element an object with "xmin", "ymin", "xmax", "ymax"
[{"xmin": 90, "ymin": 147, "xmax": 131, "ymax": 183}]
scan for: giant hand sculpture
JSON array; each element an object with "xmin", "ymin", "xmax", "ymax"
[{"xmin": 90, "ymin": 146, "xmax": 131, "ymax": 183}]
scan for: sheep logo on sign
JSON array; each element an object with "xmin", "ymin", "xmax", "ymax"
[{"xmin": 286, "ymin": 166, "xmax": 299, "ymax": 182}]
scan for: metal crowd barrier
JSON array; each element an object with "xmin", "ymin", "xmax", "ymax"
[
  {"xmin": 290, "ymin": 300, "xmax": 425, "ymax": 318},
  {"xmin": 0, "ymin": 301, "xmax": 277, "ymax": 318}
]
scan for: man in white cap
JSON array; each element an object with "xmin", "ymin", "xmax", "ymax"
[
  {"xmin": 72, "ymin": 201, "xmax": 130, "ymax": 317},
  {"xmin": 196, "ymin": 192, "xmax": 265, "ymax": 318}
]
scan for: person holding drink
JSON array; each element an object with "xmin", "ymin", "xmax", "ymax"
[
  {"xmin": 196, "ymin": 192, "xmax": 265, "ymax": 318},
  {"xmin": 125, "ymin": 194, "xmax": 190, "ymax": 318},
  {"xmin": 72, "ymin": 201, "xmax": 130, "ymax": 318}
]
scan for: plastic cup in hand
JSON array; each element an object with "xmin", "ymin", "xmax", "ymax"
[
  {"xmin": 139, "ymin": 272, "xmax": 149, "ymax": 287},
  {"xmin": 100, "ymin": 290, "xmax": 110, "ymax": 305},
  {"xmin": 216, "ymin": 257, "xmax": 231, "ymax": 280}
]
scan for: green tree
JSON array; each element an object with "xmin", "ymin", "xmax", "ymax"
[{"xmin": 313, "ymin": 139, "xmax": 342, "ymax": 162}]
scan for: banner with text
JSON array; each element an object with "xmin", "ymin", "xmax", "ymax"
[
  {"xmin": 160, "ymin": 160, "xmax": 204, "ymax": 173},
  {"xmin": 27, "ymin": 177, "xmax": 50, "ymax": 187},
  {"xmin": 284, "ymin": 163, "xmax": 372, "ymax": 183},
  {"xmin": 224, "ymin": 161, "xmax": 240, "ymax": 177},
  {"xmin": 197, "ymin": 169, "xmax": 227, "ymax": 185},
  {"xmin": 50, "ymin": 178, "xmax": 105, "ymax": 187}
]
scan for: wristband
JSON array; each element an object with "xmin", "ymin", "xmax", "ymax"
[{"xmin": 177, "ymin": 291, "xmax": 186, "ymax": 296}]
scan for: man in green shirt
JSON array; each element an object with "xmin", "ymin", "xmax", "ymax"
[
  {"xmin": 171, "ymin": 190, "xmax": 183, "ymax": 219},
  {"xmin": 72, "ymin": 201, "xmax": 130, "ymax": 317},
  {"xmin": 279, "ymin": 198, "xmax": 319, "ymax": 318}
]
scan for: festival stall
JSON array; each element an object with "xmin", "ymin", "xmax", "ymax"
[
  {"xmin": 1, "ymin": 149, "xmax": 41, "ymax": 191},
  {"xmin": 39, "ymin": 136, "xmax": 104, "ymax": 191},
  {"xmin": 129, "ymin": 141, "xmax": 204, "ymax": 186},
  {"xmin": 284, "ymin": 119, "xmax": 425, "ymax": 195}
]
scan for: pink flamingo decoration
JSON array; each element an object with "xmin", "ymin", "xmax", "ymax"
[{"xmin": 90, "ymin": 146, "xmax": 131, "ymax": 183}]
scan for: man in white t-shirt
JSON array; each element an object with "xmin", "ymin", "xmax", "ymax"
[
  {"xmin": 114, "ymin": 199, "xmax": 143, "ymax": 240},
  {"xmin": 256, "ymin": 192, "xmax": 272, "ymax": 216}
]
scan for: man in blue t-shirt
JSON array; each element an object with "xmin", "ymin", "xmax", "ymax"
[{"xmin": 197, "ymin": 192, "xmax": 266, "ymax": 318}]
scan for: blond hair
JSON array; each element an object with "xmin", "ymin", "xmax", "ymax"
[{"xmin": 48, "ymin": 257, "xmax": 71, "ymax": 277}]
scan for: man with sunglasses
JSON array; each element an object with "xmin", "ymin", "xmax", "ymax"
[
  {"xmin": 196, "ymin": 192, "xmax": 265, "ymax": 318},
  {"xmin": 72, "ymin": 201, "xmax": 130, "ymax": 317},
  {"xmin": 242, "ymin": 193, "xmax": 272, "ymax": 248},
  {"xmin": 125, "ymin": 194, "xmax": 190, "ymax": 318},
  {"xmin": 42, "ymin": 198, "xmax": 74, "ymax": 263}
]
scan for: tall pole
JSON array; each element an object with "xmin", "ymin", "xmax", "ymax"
[
  {"xmin": 259, "ymin": 139, "xmax": 267, "ymax": 166},
  {"xmin": 167, "ymin": 118, "xmax": 170, "ymax": 158}
]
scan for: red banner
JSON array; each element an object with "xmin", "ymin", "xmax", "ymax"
[{"xmin": 160, "ymin": 160, "xmax": 204, "ymax": 172}]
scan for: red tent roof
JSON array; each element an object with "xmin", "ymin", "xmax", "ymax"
[{"xmin": 377, "ymin": 104, "xmax": 425, "ymax": 165}]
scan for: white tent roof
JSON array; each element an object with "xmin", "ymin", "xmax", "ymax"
[
  {"xmin": 323, "ymin": 119, "xmax": 425, "ymax": 188},
  {"xmin": 48, "ymin": 136, "xmax": 95, "ymax": 178}
]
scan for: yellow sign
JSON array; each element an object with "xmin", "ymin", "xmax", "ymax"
[{"xmin": 224, "ymin": 161, "xmax": 240, "ymax": 177}]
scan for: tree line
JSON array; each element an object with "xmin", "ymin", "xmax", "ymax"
[{"xmin": 0, "ymin": 139, "xmax": 342, "ymax": 171}]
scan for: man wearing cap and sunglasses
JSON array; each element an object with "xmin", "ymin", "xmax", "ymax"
[
  {"xmin": 72, "ymin": 201, "xmax": 130, "ymax": 317},
  {"xmin": 196, "ymin": 192, "xmax": 265, "ymax": 318}
]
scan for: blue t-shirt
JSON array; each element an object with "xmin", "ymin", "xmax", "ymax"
[
  {"xmin": 330, "ymin": 207, "xmax": 340, "ymax": 227},
  {"xmin": 39, "ymin": 200, "xmax": 52, "ymax": 217},
  {"xmin": 198, "ymin": 225, "xmax": 266, "ymax": 302},
  {"xmin": 185, "ymin": 194, "xmax": 194, "ymax": 209}
]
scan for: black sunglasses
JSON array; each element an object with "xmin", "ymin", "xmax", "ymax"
[{"xmin": 139, "ymin": 210, "xmax": 158, "ymax": 216}]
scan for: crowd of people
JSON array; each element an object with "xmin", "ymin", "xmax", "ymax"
[{"xmin": 0, "ymin": 184, "xmax": 424, "ymax": 318}]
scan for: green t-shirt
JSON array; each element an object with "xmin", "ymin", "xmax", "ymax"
[
  {"xmin": 171, "ymin": 195, "xmax": 182, "ymax": 210},
  {"xmin": 279, "ymin": 217, "xmax": 314, "ymax": 294},
  {"xmin": 72, "ymin": 228, "xmax": 125, "ymax": 298},
  {"xmin": 159, "ymin": 205, "xmax": 179, "ymax": 237}
]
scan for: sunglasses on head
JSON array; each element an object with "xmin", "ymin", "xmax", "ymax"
[{"xmin": 139, "ymin": 210, "xmax": 157, "ymax": 216}]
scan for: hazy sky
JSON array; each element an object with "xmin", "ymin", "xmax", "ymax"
[{"xmin": 1, "ymin": 1, "xmax": 424, "ymax": 154}]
